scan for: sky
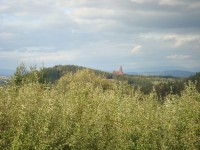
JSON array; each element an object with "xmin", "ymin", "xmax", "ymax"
[{"xmin": 0, "ymin": 0, "xmax": 200, "ymax": 73}]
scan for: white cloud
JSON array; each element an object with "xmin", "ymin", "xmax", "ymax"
[
  {"xmin": 0, "ymin": 48, "xmax": 80, "ymax": 64},
  {"xmin": 67, "ymin": 7, "xmax": 119, "ymax": 31},
  {"xmin": 188, "ymin": 2, "xmax": 200, "ymax": 10},
  {"xmin": 19, "ymin": 50, "xmax": 80, "ymax": 63},
  {"xmin": 0, "ymin": 32, "xmax": 14, "ymax": 39},
  {"xmin": 163, "ymin": 34, "xmax": 200, "ymax": 47},
  {"xmin": 71, "ymin": 8, "xmax": 115, "ymax": 19},
  {"xmin": 0, "ymin": 5, "xmax": 9, "ymax": 12},
  {"xmin": 158, "ymin": 0, "xmax": 185, "ymax": 6},
  {"xmin": 0, "ymin": 0, "xmax": 199, "ymax": 71},
  {"xmin": 166, "ymin": 54, "xmax": 192, "ymax": 60},
  {"xmin": 0, "ymin": 50, "xmax": 21, "ymax": 59},
  {"xmin": 130, "ymin": 0, "xmax": 184, "ymax": 5},
  {"xmin": 16, "ymin": 47, "xmax": 55, "ymax": 52},
  {"xmin": 131, "ymin": 45, "xmax": 142, "ymax": 54},
  {"xmin": 130, "ymin": 0, "xmax": 146, "ymax": 3},
  {"xmin": 140, "ymin": 33, "xmax": 200, "ymax": 47},
  {"xmin": 35, "ymin": 51, "xmax": 79, "ymax": 62},
  {"xmin": 139, "ymin": 33, "xmax": 161, "ymax": 40},
  {"xmin": 130, "ymin": 0, "xmax": 196, "ymax": 8},
  {"xmin": 134, "ymin": 10, "xmax": 178, "ymax": 17}
]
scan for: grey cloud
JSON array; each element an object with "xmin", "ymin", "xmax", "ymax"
[{"xmin": 0, "ymin": 0, "xmax": 200, "ymax": 72}]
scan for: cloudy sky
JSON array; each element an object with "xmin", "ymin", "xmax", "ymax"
[{"xmin": 0, "ymin": 0, "xmax": 200, "ymax": 72}]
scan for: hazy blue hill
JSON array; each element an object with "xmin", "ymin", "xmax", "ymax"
[
  {"xmin": 0, "ymin": 69, "xmax": 15, "ymax": 76},
  {"xmin": 127, "ymin": 70, "xmax": 195, "ymax": 77},
  {"xmin": 125, "ymin": 72, "xmax": 140, "ymax": 75},
  {"xmin": 152, "ymin": 70, "xmax": 195, "ymax": 77}
]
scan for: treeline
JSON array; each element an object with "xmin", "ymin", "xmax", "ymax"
[
  {"xmin": 154, "ymin": 73, "xmax": 200, "ymax": 98},
  {"xmin": 35, "ymin": 65, "xmax": 170, "ymax": 94},
  {"xmin": 37, "ymin": 65, "xmax": 200, "ymax": 96},
  {"xmin": 13, "ymin": 64, "xmax": 154, "ymax": 92},
  {"xmin": 12, "ymin": 64, "xmax": 200, "ymax": 100}
]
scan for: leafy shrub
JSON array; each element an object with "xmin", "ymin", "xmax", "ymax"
[{"xmin": 0, "ymin": 69, "xmax": 199, "ymax": 149}]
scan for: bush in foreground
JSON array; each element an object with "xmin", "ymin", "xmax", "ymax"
[{"xmin": 0, "ymin": 70, "xmax": 199, "ymax": 149}]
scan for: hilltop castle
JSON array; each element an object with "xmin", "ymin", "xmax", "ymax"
[{"xmin": 113, "ymin": 66, "xmax": 123, "ymax": 75}]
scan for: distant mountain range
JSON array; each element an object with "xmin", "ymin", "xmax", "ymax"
[
  {"xmin": 127, "ymin": 70, "xmax": 196, "ymax": 77},
  {"xmin": 0, "ymin": 69, "xmax": 15, "ymax": 76}
]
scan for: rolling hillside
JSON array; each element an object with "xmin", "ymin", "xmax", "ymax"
[{"xmin": 41, "ymin": 65, "xmax": 180, "ymax": 94}]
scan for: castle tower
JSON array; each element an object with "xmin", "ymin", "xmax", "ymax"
[
  {"xmin": 119, "ymin": 66, "xmax": 123, "ymax": 74},
  {"xmin": 113, "ymin": 66, "xmax": 123, "ymax": 75}
]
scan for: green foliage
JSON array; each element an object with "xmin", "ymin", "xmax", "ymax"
[
  {"xmin": 0, "ymin": 69, "xmax": 199, "ymax": 149},
  {"xmin": 187, "ymin": 72, "xmax": 200, "ymax": 92},
  {"xmin": 43, "ymin": 65, "xmax": 87, "ymax": 83},
  {"xmin": 154, "ymin": 72, "xmax": 200, "ymax": 99},
  {"xmin": 154, "ymin": 80, "xmax": 184, "ymax": 98},
  {"xmin": 12, "ymin": 63, "xmax": 47, "ymax": 86}
]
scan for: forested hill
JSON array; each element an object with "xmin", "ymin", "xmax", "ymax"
[
  {"xmin": 13, "ymin": 64, "xmax": 200, "ymax": 96},
  {"xmin": 40, "ymin": 65, "xmax": 200, "ymax": 95},
  {"xmin": 42, "ymin": 65, "xmax": 177, "ymax": 94},
  {"xmin": 43, "ymin": 65, "xmax": 112, "ymax": 82}
]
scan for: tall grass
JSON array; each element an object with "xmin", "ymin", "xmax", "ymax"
[{"xmin": 0, "ymin": 70, "xmax": 199, "ymax": 149}]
